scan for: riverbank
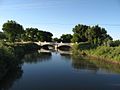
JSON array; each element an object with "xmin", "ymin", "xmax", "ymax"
[
  {"xmin": 0, "ymin": 41, "xmax": 40, "ymax": 80},
  {"xmin": 72, "ymin": 43, "xmax": 120, "ymax": 65}
]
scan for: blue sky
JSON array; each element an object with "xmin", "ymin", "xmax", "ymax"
[{"xmin": 0, "ymin": 0, "xmax": 120, "ymax": 39}]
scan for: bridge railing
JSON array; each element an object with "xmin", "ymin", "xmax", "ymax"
[{"xmin": 34, "ymin": 41, "xmax": 74, "ymax": 46}]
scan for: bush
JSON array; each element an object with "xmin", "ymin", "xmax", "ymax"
[
  {"xmin": 84, "ymin": 46, "xmax": 120, "ymax": 61},
  {"xmin": 78, "ymin": 42, "xmax": 96, "ymax": 50},
  {"xmin": 110, "ymin": 40, "xmax": 120, "ymax": 47},
  {"xmin": 0, "ymin": 42, "xmax": 40, "ymax": 79}
]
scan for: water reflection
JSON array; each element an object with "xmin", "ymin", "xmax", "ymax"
[
  {"xmin": 23, "ymin": 48, "xmax": 71, "ymax": 64},
  {"xmin": 71, "ymin": 54, "xmax": 120, "ymax": 74},
  {"xmin": 57, "ymin": 49, "xmax": 72, "ymax": 54},
  {"xmin": 23, "ymin": 52, "xmax": 52, "ymax": 64},
  {"xmin": 1, "ymin": 48, "xmax": 120, "ymax": 90},
  {"xmin": 60, "ymin": 54, "xmax": 72, "ymax": 61},
  {"xmin": 71, "ymin": 55, "xmax": 98, "ymax": 71},
  {"xmin": 37, "ymin": 48, "xmax": 120, "ymax": 74},
  {"xmin": 87, "ymin": 57, "xmax": 120, "ymax": 74},
  {"xmin": 22, "ymin": 48, "xmax": 73, "ymax": 65},
  {"xmin": 0, "ymin": 66, "xmax": 23, "ymax": 90},
  {"xmin": 40, "ymin": 46, "xmax": 72, "ymax": 54},
  {"xmin": 0, "ymin": 50, "xmax": 24, "ymax": 90}
]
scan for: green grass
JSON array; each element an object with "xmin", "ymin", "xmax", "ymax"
[
  {"xmin": 84, "ymin": 46, "xmax": 120, "ymax": 61},
  {"xmin": 72, "ymin": 43, "xmax": 120, "ymax": 62}
]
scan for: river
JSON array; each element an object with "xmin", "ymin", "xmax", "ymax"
[{"xmin": 1, "ymin": 49, "xmax": 120, "ymax": 90}]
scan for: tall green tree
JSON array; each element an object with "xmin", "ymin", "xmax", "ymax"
[
  {"xmin": 24, "ymin": 28, "xmax": 38, "ymax": 41},
  {"xmin": 2, "ymin": 20, "xmax": 24, "ymax": 42},
  {"xmin": 85, "ymin": 25, "xmax": 112, "ymax": 45},
  {"xmin": 53, "ymin": 37, "xmax": 61, "ymax": 43},
  {"xmin": 109, "ymin": 40, "xmax": 120, "ymax": 47},
  {"xmin": 43, "ymin": 31, "xmax": 53, "ymax": 42},
  {"xmin": 36, "ymin": 30, "xmax": 53, "ymax": 42},
  {"xmin": 71, "ymin": 34, "xmax": 79, "ymax": 43},
  {"xmin": 72, "ymin": 24, "xmax": 88, "ymax": 42},
  {"xmin": 23, "ymin": 28, "xmax": 53, "ymax": 42},
  {"xmin": 36, "ymin": 30, "xmax": 45, "ymax": 42},
  {"xmin": 72, "ymin": 24, "xmax": 112, "ymax": 45},
  {"xmin": 0, "ymin": 32, "xmax": 6, "ymax": 40},
  {"xmin": 60, "ymin": 34, "xmax": 73, "ymax": 43}
]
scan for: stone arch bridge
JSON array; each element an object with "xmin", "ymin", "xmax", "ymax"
[{"xmin": 34, "ymin": 42, "xmax": 74, "ymax": 49}]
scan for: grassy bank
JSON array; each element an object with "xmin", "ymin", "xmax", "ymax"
[
  {"xmin": 84, "ymin": 46, "xmax": 120, "ymax": 61},
  {"xmin": 72, "ymin": 43, "xmax": 120, "ymax": 63}
]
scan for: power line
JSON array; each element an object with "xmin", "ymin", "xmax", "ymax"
[
  {"xmin": 96, "ymin": 24, "xmax": 120, "ymax": 26},
  {"xmin": 30, "ymin": 23, "xmax": 120, "ymax": 26}
]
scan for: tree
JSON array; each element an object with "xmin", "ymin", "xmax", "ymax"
[
  {"xmin": 72, "ymin": 24, "xmax": 88, "ymax": 42},
  {"xmin": 36, "ymin": 31, "xmax": 53, "ymax": 42},
  {"xmin": 2, "ymin": 20, "xmax": 24, "ymax": 42},
  {"xmin": 24, "ymin": 28, "xmax": 38, "ymax": 41},
  {"xmin": 43, "ymin": 31, "xmax": 53, "ymax": 42},
  {"xmin": 72, "ymin": 24, "xmax": 112, "ymax": 45},
  {"xmin": 36, "ymin": 31, "xmax": 45, "ymax": 42},
  {"xmin": 60, "ymin": 34, "xmax": 73, "ymax": 43},
  {"xmin": 53, "ymin": 37, "xmax": 61, "ymax": 43},
  {"xmin": 71, "ymin": 34, "xmax": 79, "ymax": 43},
  {"xmin": 109, "ymin": 40, "xmax": 120, "ymax": 47},
  {"xmin": 0, "ymin": 32, "xmax": 6, "ymax": 40},
  {"xmin": 85, "ymin": 25, "xmax": 112, "ymax": 45},
  {"xmin": 23, "ymin": 28, "xmax": 53, "ymax": 42}
]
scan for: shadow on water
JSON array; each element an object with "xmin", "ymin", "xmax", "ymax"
[
  {"xmin": 57, "ymin": 46, "xmax": 72, "ymax": 55},
  {"xmin": 60, "ymin": 54, "xmax": 72, "ymax": 61},
  {"xmin": 71, "ymin": 54, "xmax": 120, "ymax": 74},
  {"xmin": 0, "ymin": 48, "xmax": 24, "ymax": 90},
  {"xmin": 71, "ymin": 55, "xmax": 98, "ymax": 73},
  {"xmin": 87, "ymin": 57, "xmax": 120, "ymax": 74},
  {"xmin": 0, "ymin": 63, "xmax": 23, "ymax": 90},
  {"xmin": 21, "ymin": 45, "xmax": 73, "ymax": 65},
  {"xmin": 23, "ymin": 51, "xmax": 52, "ymax": 64},
  {"xmin": 1, "ymin": 46, "xmax": 120, "ymax": 90},
  {"xmin": 0, "ymin": 49, "xmax": 52, "ymax": 90}
]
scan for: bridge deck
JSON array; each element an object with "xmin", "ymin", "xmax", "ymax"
[{"xmin": 34, "ymin": 42, "xmax": 74, "ymax": 47}]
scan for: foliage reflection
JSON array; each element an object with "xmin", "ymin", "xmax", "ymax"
[
  {"xmin": 71, "ymin": 54, "xmax": 120, "ymax": 74},
  {"xmin": 23, "ymin": 52, "xmax": 52, "ymax": 64}
]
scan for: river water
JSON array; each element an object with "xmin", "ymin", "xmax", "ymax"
[{"xmin": 1, "ymin": 49, "xmax": 120, "ymax": 90}]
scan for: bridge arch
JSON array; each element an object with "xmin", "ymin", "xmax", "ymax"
[
  {"xmin": 34, "ymin": 42, "xmax": 74, "ymax": 50},
  {"xmin": 41, "ymin": 44, "xmax": 54, "ymax": 50},
  {"xmin": 57, "ymin": 45, "xmax": 71, "ymax": 49},
  {"xmin": 58, "ymin": 44, "xmax": 72, "ymax": 48}
]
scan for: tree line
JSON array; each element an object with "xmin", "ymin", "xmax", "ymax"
[
  {"xmin": 54, "ymin": 24, "xmax": 114, "ymax": 46},
  {"xmin": 1, "ymin": 20, "xmax": 53, "ymax": 42},
  {"xmin": 0, "ymin": 20, "xmax": 119, "ymax": 46}
]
